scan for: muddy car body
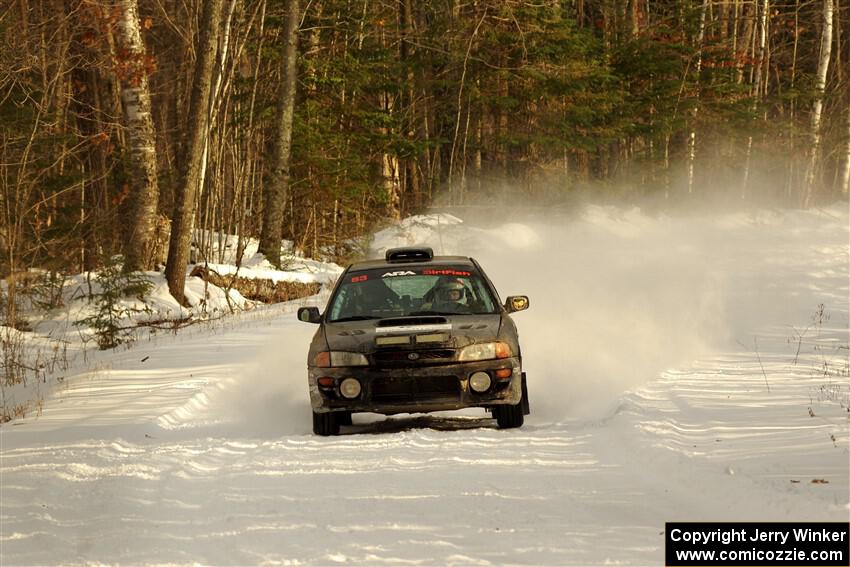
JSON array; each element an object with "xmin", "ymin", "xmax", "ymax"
[{"xmin": 298, "ymin": 247, "xmax": 529, "ymax": 435}]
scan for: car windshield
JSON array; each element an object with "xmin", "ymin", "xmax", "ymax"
[{"xmin": 327, "ymin": 267, "xmax": 498, "ymax": 322}]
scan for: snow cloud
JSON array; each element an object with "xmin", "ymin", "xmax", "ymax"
[{"xmin": 373, "ymin": 206, "xmax": 729, "ymax": 421}]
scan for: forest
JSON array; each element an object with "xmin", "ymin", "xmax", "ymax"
[{"xmin": 1, "ymin": 0, "xmax": 849, "ymax": 312}]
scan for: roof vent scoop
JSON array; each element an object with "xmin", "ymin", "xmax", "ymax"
[{"xmin": 385, "ymin": 247, "xmax": 434, "ymax": 263}]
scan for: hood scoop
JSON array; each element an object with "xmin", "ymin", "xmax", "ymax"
[
  {"xmin": 377, "ymin": 316, "xmax": 448, "ymax": 328},
  {"xmin": 457, "ymin": 323, "xmax": 488, "ymax": 330}
]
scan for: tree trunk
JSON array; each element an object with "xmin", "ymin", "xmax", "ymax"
[
  {"xmin": 448, "ymin": 10, "xmax": 486, "ymax": 203},
  {"xmin": 382, "ymin": 139, "xmax": 402, "ymax": 218},
  {"xmin": 736, "ymin": 1, "xmax": 755, "ymax": 85},
  {"xmin": 165, "ymin": 0, "xmax": 224, "ymax": 304},
  {"xmin": 802, "ymin": 0, "xmax": 834, "ymax": 208},
  {"xmin": 841, "ymin": 103, "xmax": 850, "ymax": 196},
  {"xmin": 719, "ymin": 0, "xmax": 729, "ymax": 42},
  {"xmin": 399, "ymin": 0, "xmax": 420, "ymax": 214},
  {"xmin": 258, "ymin": 0, "xmax": 300, "ymax": 267},
  {"xmin": 788, "ymin": 0, "xmax": 801, "ymax": 200},
  {"xmin": 742, "ymin": 0, "xmax": 768, "ymax": 198},
  {"xmin": 687, "ymin": 0, "xmax": 708, "ymax": 194},
  {"xmin": 378, "ymin": 12, "xmax": 400, "ymax": 218},
  {"xmin": 497, "ymin": 72, "xmax": 508, "ymax": 175},
  {"xmin": 834, "ymin": 0, "xmax": 843, "ymax": 84},
  {"xmin": 67, "ymin": 0, "xmax": 107, "ymax": 271},
  {"xmin": 115, "ymin": 0, "xmax": 160, "ymax": 272},
  {"xmin": 628, "ymin": 0, "xmax": 640, "ymax": 38}
]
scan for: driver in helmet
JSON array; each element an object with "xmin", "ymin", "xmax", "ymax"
[{"xmin": 425, "ymin": 278, "xmax": 469, "ymax": 313}]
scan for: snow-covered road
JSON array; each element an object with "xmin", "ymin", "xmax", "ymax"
[{"xmin": 2, "ymin": 206, "xmax": 848, "ymax": 565}]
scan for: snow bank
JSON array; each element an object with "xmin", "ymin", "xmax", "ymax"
[
  {"xmin": 194, "ymin": 229, "xmax": 343, "ymax": 284},
  {"xmin": 4, "ymin": 240, "xmax": 343, "ymax": 422},
  {"xmin": 23, "ymin": 244, "xmax": 341, "ymax": 344}
]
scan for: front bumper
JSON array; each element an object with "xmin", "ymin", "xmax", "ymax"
[{"xmin": 308, "ymin": 357, "xmax": 522, "ymax": 415}]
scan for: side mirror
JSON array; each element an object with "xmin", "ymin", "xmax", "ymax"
[
  {"xmin": 504, "ymin": 295, "xmax": 529, "ymax": 313},
  {"xmin": 297, "ymin": 306, "xmax": 321, "ymax": 323}
]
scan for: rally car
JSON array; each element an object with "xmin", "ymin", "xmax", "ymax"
[{"xmin": 297, "ymin": 246, "xmax": 530, "ymax": 435}]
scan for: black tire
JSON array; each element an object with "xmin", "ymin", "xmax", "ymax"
[
  {"xmin": 493, "ymin": 401, "xmax": 524, "ymax": 429},
  {"xmin": 520, "ymin": 372, "xmax": 530, "ymax": 416},
  {"xmin": 312, "ymin": 411, "xmax": 340, "ymax": 436},
  {"xmin": 337, "ymin": 411, "xmax": 353, "ymax": 426}
]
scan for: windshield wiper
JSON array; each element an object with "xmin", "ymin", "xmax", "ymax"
[{"xmin": 330, "ymin": 315, "xmax": 381, "ymax": 322}]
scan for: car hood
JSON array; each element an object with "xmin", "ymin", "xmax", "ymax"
[{"xmin": 323, "ymin": 314, "xmax": 502, "ymax": 353}]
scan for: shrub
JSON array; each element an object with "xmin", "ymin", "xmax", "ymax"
[{"xmin": 74, "ymin": 257, "xmax": 153, "ymax": 350}]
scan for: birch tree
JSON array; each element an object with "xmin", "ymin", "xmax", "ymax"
[
  {"xmin": 165, "ymin": 0, "xmax": 224, "ymax": 304},
  {"xmin": 115, "ymin": 0, "xmax": 160, "ymax": 272},
  {"xmin": 802, "ymin": 0, "xmax": 834, "ymax": 208},
  {"xmin": 258, "ymin": 0, "xmax": 301, "ymax": 268}
]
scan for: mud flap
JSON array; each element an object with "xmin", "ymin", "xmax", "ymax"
[{"xmin": 521, "ymin": 372, "xmax": 530, "ymax": 415}]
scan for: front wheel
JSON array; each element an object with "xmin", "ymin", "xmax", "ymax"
[
  {"xmin": 520, "ymin": 372, "xmax": 530, "ymax": 415},
  {"xmin": 493, "ymin": 401, "xmax": 524, "ymax": 429},
  {"xmin": 312, "ymin": 411, "xmax": 340, "ymax": 436}
]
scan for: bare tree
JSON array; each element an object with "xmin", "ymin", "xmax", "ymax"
[
  {"xmin": 258, "ymin": 0, "xmax": 301, "ymax": 268},
  {"xmin": 802, "ymin": 0, "xmax": 834, "ymax": 208},
  {"xmin": 115, "ymin": 0, "xmax": 160, "ymax": 271},
  {"xmin": 165, "ymin": 0, "xmax": 224, "ymax": 304}
]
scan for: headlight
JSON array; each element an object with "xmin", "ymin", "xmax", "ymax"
[
  {"xmin": 469, "ymin": 371, "xmax": 492, "ymax": 393},
  {"xmin": 457, "ymin": 341, "xmax": 512, "ymax": 361},
  {"xmin": 314, "ymin": 351, "xmax": 369, "ymax": 367},
  {"xmin": 340, "ymin": 378, "xmax": 362, "ymax": 398}
]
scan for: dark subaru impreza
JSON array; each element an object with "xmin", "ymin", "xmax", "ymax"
[{"xmin": 297, "ymin": 247, "xmax": 530, "ymax": 435}]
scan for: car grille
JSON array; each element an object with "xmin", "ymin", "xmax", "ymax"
[
  {"xmin": 370, "ymin": 375, "xmax": 460, "ymax": 403},
  {"xmin": 371, "ymin": 349, "xmax": 455, "ymax": 367}
]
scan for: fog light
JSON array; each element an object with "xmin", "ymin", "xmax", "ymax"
[
  {"xmin": 469, "ymin": 371, "xmax": 492, "ymax": 393},
  {"xmin": 340, "ymin": 378, "xmax": 362, "ymax": 399}
]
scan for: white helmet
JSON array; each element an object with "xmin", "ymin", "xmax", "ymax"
[{"xmin": 437, "ymin": 279, "xmax": 466, "ymax": 303}]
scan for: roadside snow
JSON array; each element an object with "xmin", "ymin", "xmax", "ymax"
[
  {"xmin": 193, "ymin": 229, "xmax": 343, "ymax": 284},
  {"xmin": 1, "ymin": 249, "xmax": 342, "ymax": 423},
  {"xmin": 1, "ymin": 204, "xmax": 847, "ymax": 565}
]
